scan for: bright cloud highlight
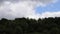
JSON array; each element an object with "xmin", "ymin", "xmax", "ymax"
[{"xmin": 0, "ymin": 0, "xmax": 58, "ymax": 19}]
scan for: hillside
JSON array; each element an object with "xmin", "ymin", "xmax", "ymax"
[{"xmin": 0, "ymin": 17, "xmax": 60, "ymax": 34}]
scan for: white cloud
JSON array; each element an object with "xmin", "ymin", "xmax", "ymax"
[
  {"xmin": 0, "ymin": 0, "xmax": 58, "ymax": 19},
  {"xmin": 40, "ymin": 11, "xmax": 60, "ymax": 18}
]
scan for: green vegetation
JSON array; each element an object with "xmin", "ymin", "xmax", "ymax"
[{"xmin": 0, "ymin": 17, "xmax": 60, "ymax": 34}]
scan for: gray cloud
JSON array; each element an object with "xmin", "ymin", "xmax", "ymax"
[
  {"xmin": 0, "ymin": 0, "xmax": 58, "ymax": 19},
  {"xmin": 0, "ymin": 0, "xmax": 57, "ymax": 7},
  {"xmin": 0, "ymin": 0, "xmax": 57, "ymax": 3}
]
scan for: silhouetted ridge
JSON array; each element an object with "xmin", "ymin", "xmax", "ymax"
[{"xmin": 0, "ymin": 17, "xmax": 60, "ymax": 34}]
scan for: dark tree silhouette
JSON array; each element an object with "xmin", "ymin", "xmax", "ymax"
[{"xmin": 0, "ymin": 17, "xmax": 60, "ymax": 34}]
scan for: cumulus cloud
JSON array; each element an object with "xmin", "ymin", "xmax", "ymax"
[
  {"xmin": 0, "ymin": 0, "xmax": 58, "ymax": 19},
  {"xmin": 40, "ymin": 11, "xmax": 60, "ymax": 18}
]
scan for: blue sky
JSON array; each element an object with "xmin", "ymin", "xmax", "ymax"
[
  {"xmin": 0, "ymin": 0, "xmax": 60, "ymax": 19},
  {"xmin": 36, "ymin": 0, "xmax": 60, "ymax": 14}
]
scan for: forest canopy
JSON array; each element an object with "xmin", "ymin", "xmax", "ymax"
[{"xmin": 0, "ymin": 17, "xmax": 60, "ymax": 34}]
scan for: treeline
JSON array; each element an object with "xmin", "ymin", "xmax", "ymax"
[{"xmin": 0, "ymin": 17, "xmax": 60, "ymax": 34}]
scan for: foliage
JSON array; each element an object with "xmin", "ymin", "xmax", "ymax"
[{"xmin": 0, "ymin": 17, "xmax": 60, "ymax": 34}]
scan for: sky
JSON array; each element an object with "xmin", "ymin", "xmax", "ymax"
[
  {"xmin": 36, "ymin": 0, "xmax": 60, "ymax": 13},
  {"xmin": 0, "ymin": 0, "xmax": 60, "ymax": 20}
]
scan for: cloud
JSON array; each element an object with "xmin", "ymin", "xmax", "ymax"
[
  {"xmin": 0, "ymin": 0, "xmax": 57, "ymax": 6},
  {"xmin": 0, "ymin": 0, "xmax": 58, "ymax": 19},
  {"xmin": 40, "ymin": 11, "xmax": 60, "ymax": 18}
]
